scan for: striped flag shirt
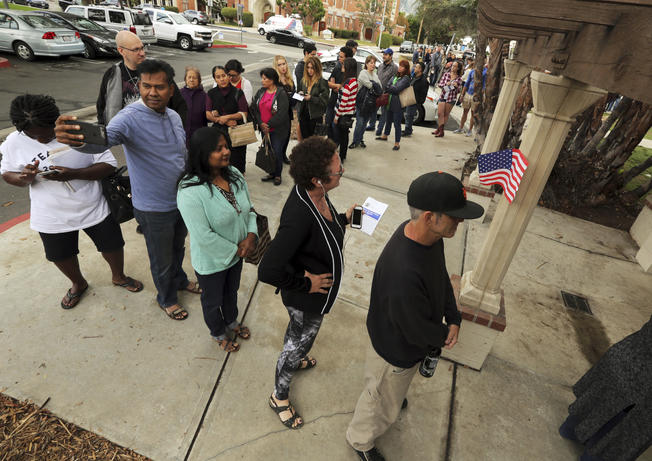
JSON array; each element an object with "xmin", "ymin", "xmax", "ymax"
[
  {"xmin": 335, "ymin": 78, "xmax": 358, "ymax": 117},
  {"xmin": 478, "ymin": 149, "xmax": 528, "ymax": 203}
]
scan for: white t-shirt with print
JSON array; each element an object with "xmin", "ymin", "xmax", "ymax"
[{"xmin": 0, "ymin": 131, "xmax": 117, "ymax": 233}]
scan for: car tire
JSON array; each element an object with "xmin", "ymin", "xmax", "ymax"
[
  {"xmin": 82, "ymin": 41, "xmax": 96, "ymax": 59},
  {"xmin": 258, "ymin": 28, "xmax": 265, "ymax": 35},
  {"xmin": 415, "ymin": 104, "xmax": 425, "ymax": 125},
  {"xmin": 192, "ymin": 18, "xmax": 198, "ymax": 24},
  {"xmin": 13, "ymin": 41, "xmax": 35, "ymax": 61},
  {"xmin": 178, "ymin": 34, "xmax": 192, "ymax": 50},
  {"xmin": 269, "ymin": 35, "xmax": 276, "ymax": 44},
  {"xmin": 297, "ymin": 40, "xmax": 304, "ymax": 49}
]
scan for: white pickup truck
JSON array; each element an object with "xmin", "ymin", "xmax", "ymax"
[{"xmin": 143, "ymin": 8, "xmax": 212, "ymax": 50}]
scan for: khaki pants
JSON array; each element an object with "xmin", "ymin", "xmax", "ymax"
[{"xmin": 346, "ymin": 343, "xmax": 419, "ymax": 451}]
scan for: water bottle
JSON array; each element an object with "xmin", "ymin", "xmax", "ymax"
[{"xmin": 419, "ymin": 348, "xmax": 441, "ymax": 378}]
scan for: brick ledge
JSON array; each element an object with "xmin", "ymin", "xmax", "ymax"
[
  {"xmin": 450, "ymin": 274, "xmax": 506, "ymax": 332},
  {"xmin": 462, "ymin": 175, "xmax": 496, "ymax": 198}
]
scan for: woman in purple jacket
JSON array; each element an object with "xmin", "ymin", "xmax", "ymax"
[{"xmin": 179, "ymin": 66, "xmax": 208, "ymax": 147}]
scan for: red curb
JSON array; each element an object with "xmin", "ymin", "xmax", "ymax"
[
  {"xmin": 0, "ymin": 58, "xmax": 10, "ymax": 69},
  {"xmin": 210, "ymin": 44, "xmax": 247, "ymax": 48},
  {"xmin": 0, "ymin": 213, "xmax": 30, "ymax": 233}
]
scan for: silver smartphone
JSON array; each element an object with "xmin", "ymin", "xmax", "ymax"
[{"xmin": 351, "ymin": 206, "xmax": 363, "ymax": 229}]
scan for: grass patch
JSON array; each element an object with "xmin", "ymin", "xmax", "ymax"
[
  {"xmin": 622, "ymin": 145, "xmax": 652, "ymax": 197},
  {"xmin": 8, "ymin": 3, "xmax": 38, "ymax": 9},
  {"xmin": 212, "ymin": 39, "xmax": 241, "ymax": 45},
  {"xmin": 645, "ymin": 127, "xmax": 652, "ymax": 141}
]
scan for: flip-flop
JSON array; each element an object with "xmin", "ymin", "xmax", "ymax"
[
  {"xmin": 61, "ymin": 285, "xmax": 88, "ymax": 310},
  {"xmin": 112, "ymin": 276, "xmax": 144, "ymax": 293},
  {"xmin": 214, "ymin": 338, "xmax": 240, "ymax": 352}
]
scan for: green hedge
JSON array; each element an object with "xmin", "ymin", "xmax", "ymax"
[
  {"xmin": 380, "ymin": 32, "xmax": 392, "ymax": 49},
  {"xmin": 351, "ymin": 31, "xmax": 359, "ymax": 39},
  {"xmin": 242, "ymin": 11, "xmax": 253, "ymax": 27},
  {"xmin": 392, "ymin": 35, "xmax": 403, "ymax": 46},
  {"xmin": 304, "ymin": 24, "xmax": 312, "ymax": 36},
  {"xmin": 164, "ymin": 5, "xmax": 178, "ymax": 12},
  {"xmin": 221, "ymin": 7, "xmax": 236, "ymax": 21}
]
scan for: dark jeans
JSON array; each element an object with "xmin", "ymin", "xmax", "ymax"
[
  {"xmin": 404, "ymin": 104, "xmax": 417, "ymax": 135},
  {"xmin": 269, "ymin": 130, "xmax": 288, "ymax": 177},
  {"xmin": 195, "ymin": 259, "xmax": 243, "ymax": 339},
  {"xmin": 325, "ymin": 103, "xmax": 339, "ymax": 144},
  {"xmin": 375, "ymin": 106, "xmax": 388, "ymax": 136},
  {"xmin": 133, "ymin": 208, "xmax": 189, "ymax": 308},
  {"xmin": 230, "ymin": 145, "xmax": 246, "ymax": 174},
  {"xmin": 336, "ymin": 116, "xmax": 352, "ymax": 159},
  {"xmin": 384, "ymin": 108, "xmax": 403, "ymax": 143},
  {"xmin": 367, "ymin": 111, "xmax": 377, "ymax": 129},
  {"xmin": 352, "ymin": 110, "xmax": 371, "ymax": 144},
  {"xmin": 299, "ymin": 116, "xmax": 318, "ymax": 138}
]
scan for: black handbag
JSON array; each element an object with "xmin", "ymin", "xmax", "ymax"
[
  {"xmin": 338, "ymin": 115, "xmax": 354, "ymax": 129},
  {"xmin": 245, "ymin": 209, "xmax": 271, "ymax": 265},
  {"xmin": 255, "ymin": 133, "xmax": 276, "ymax": 174},
  {"xmin": 101, "ymin": 166, "xmax": 133, "ymax": 223}
]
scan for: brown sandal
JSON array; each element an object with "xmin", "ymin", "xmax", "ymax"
[
  {"xmin": 182, "ymin": 281, "xmax": 202, "ymax": 294},
  {"xmin": 298, "ymin": 356, "xmax": 317, "ymax": 370},
  {"xmin": 232, "ymin": 324, "xmax": 250, "ymax": 340},
  {"xmin": 215, "ymin": 338, "xmax": 240, "ymax": 352},
  {"xmin": 158, "ymin": 303, "xmax": 188, "ymax": 320}
]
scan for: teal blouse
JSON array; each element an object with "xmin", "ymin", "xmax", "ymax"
[{"xmin": 177, "ymin": 167, "xmax": 258, "ymax": 275}]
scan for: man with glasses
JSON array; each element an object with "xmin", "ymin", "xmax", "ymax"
[{"xmin": 96, "ymin": 30, "xmax": 187, "ymax": 126}]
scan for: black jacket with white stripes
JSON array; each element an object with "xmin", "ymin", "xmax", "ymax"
[{"xmin": 258, "ymin": 185, "xmax": 347, "ymax": 315}]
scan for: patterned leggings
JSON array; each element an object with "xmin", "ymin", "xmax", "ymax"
[{"xmin": 274, "ymin": 306, "xmax": 324, "ymax": 400}]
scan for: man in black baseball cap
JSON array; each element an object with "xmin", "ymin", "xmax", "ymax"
[{"xmin": 346, "ymin": 172, "xmax": 483, "ymax": 461}]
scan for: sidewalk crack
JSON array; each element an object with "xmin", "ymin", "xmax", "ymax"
[{"xmin": 203, "ymin": 410, "xmax": 354, "ymax": 460}]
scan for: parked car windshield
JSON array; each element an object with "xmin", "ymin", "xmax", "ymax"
[
  {"xmin": 131, "ymin": 11, "xmax": 152, "ymax": 25},
  {"xmin": 63, "ymin": 15, "xmax": 106, "ymax": 31},
  {"xmin": 169, "ymin": 12, "xmax": 190, "ymax": 25},
  {"xmin": 22, "ymin": 15, "xmax": 64, "ymax": 28}
]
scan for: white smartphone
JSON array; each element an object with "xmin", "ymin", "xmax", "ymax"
[
  {"xmin": 351, "ymin": 206, "xmax": 363, "ymax": 229},
  {"xmin": 37, "ymin": 169, "xmax": 58, "ymax": 177}
]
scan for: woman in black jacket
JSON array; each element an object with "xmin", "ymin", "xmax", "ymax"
[
  {"xmin": 258, "ymin": 136, "xmax": 356, "ymax": 430},
  {"xmin": 296, "ymin": 56, "xmax": 330, "ymax": 138},
  {"xmin": 250, "ymin": 68, "xmax": 290, "ymax": 186}
]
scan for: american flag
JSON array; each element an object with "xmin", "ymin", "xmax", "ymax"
[{"xmin": 478, "ymin": 149, "xmax": 528, "ymax": 203}]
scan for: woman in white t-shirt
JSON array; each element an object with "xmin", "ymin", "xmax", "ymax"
[{"xmin": 0, "ymin": 94, "xmax": 143, "ymax": 309}]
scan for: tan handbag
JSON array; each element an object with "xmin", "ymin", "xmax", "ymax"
[
  {"xmin": 399, "ymin": 85, "xmax": 417, "ymax": 108},
  {"xmin": 228, "ymin": 122, "xmax": 258, "ymax": 147}
]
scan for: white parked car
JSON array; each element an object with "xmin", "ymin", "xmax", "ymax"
[
  {"xmin": 64, "ymin": 5, "xmax": 156, "ymax": 45},
  {"xmin": 257, "ymin": 15, "xmax": 302, "ymax": 36},
  {"xmin": 143, "ymin": 8, "xmax": 212, "ymax": 50},
  {"xmin": 0, "ymin": 9, "xmax": 84, "ymax": 61}
]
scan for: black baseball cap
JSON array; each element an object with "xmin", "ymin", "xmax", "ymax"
[{"xmin": 407, "ymin": 172, "xmax": 484, "ymax": 219}]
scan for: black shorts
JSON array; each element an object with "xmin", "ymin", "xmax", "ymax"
[{"xmin": 39, "ymin": 214, "xmax": 125, "ymax": 262}]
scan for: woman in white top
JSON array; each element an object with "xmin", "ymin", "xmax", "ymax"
[
  {"xmin": 0, "ymin": 94, "xmax": 143, "ymax": 309},
  {"xmin": 225, "ymin": 59, "xmax": 253, "ymax": 105}
]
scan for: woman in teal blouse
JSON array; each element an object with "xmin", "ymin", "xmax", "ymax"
[{"xmin": 177, "ymin": 127, "xmax": 258, "ymax": 352}]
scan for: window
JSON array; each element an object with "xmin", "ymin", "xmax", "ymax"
[
  {"xmin": 66, "ymin": 7, "xmax": 84, "ymax": 16},
  {"xmin": 108, "ymin": 10, "xmax": 127, "ymax": 24},
  {"xmin": 88, "ymin": 8, "xmax": 106, "ymax": 22},
  {"xmin": 0, "ymin": 14, "xmax": 18, "ymax": 30}
]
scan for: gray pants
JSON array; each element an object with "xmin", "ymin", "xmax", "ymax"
[
  {"xmin": 274, "ymin": 306, "xmax": 324, "ymax": 400},
  {"xmin": 346, "ymin": 343, "xmax": 419, "ymax": 451}
]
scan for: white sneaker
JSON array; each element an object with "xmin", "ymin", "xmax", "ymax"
[
  {"xmin": 453, "ymin": 128, "xmax": 463, "ymax": 134},
  {"xmin": 465, "ymin": 130, "xmax": 473, "ymax": 137}
]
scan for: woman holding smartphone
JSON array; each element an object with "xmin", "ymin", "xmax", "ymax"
[
  {"xmin": 258, "ymin": 136, "xmax": 357, "ymax": 430},
  {"xmin": 296, "ymin": 56, "xmax": 329, "ymax": 138},
  {"xmin": 0, "ymin": 94, "xmax": 143, "ymax": 310}
]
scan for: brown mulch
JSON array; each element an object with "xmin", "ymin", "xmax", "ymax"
[{"xmin": 0, "ymin": 393, "xmax": 151, "ymax": 461}]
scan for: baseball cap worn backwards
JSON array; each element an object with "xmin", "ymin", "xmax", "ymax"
[
  {"xmin": 407, "ymin": 172, "xmax": 485, "ymax": 220},
  {"xmin": 383, "ymin": 48, "xmax": 394, "ymax": 55}
]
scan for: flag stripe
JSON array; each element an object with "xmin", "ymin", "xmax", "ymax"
[{"xmin": 477, "ymin": 148, "xmax": 528, "ymax": 203}]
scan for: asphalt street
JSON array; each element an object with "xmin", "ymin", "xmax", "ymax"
[{"xmin": 0, "ymin": 28, "xmax": 329, "ymax": 223}]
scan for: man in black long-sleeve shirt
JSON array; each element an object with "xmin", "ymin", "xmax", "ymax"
[{"xmin": 346, "ymin": 172, "xmax": 484, "ymax": 461}]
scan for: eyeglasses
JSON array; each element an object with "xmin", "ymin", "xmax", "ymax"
[
  {"xmin": 328, "ymin": 165, "xmax": 344, "ymax": 177},
  {"xmin": 120, "ymin": 44, "xmax": 148, "ymax": 53}
]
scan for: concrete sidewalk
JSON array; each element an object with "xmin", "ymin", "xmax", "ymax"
[{"xmin": 1, "ymin": 123, "xmax": 651, "ymax": 461}]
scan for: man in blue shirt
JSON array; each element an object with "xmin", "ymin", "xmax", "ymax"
[
  {"xmin": 455, "ymin": 64, "xmax": 487, "ymax": 137},
  {"xmin": 55, "ymin": 59, "xmax": 200, "ymax": 321}
]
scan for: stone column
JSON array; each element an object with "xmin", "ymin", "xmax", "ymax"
[
  {"xmin": 468, "ymin": 59, "xmax": 531, "ymax": 187},
  {"xmin": 460, "ymin": 72, "xmax": 607, "ymax": 315}
]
